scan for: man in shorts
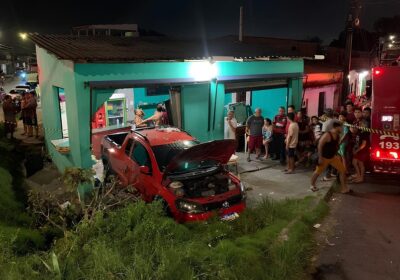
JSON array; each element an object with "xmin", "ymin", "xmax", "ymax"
[
  {"xmin": 285, "ymin": 112, "xmax": 299, "ymax": 174},
  {"xmin": 310, "ymin": 121, "xmax": 350, "ymax": 193},
  {"xmin": 246, "ymin": 108, "xmax": 264, "ymax": 162}
]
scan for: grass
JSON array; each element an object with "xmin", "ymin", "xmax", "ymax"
[
  {"xmin": 0, "ymin": 197, "xmax": 329, "ymax": 280},
  {"xmin": 0, "ymin": 126, "xmax": 330, "ymax": 279},
  {"xmin": 0, "ymin": 138, "xmax": 46, "ymax": 257}
]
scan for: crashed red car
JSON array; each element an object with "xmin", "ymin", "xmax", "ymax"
[{"xmin": 100, "ymin": 127, "xmax": 246, "ymax": 222}]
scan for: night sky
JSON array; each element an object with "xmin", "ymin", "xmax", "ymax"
[{"xmin": 1, "ymin": 0, "xmax": 400, "ymax": 46}]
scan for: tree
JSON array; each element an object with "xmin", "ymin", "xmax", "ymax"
[
  {"xmin": 329, "ymin": 28, "xmax": 377, "ymax": 51},
  {"xmin": 374, "ymin": 15, "xmax": 400, "ymax": 35}
]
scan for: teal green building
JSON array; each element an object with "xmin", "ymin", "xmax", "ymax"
[{"xmin": 31, "ymin": 35, "xmax": 304, "ymax": 172}]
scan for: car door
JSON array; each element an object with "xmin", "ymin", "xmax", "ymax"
[
  {"xmin": 112, "ymin": 138, "xmax": 134, "ymax": 186},
  {"xmin": 129, "ymin": 140, "xmax": 153, "ymax": 197}
]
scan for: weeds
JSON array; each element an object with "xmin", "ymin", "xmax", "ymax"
[
  {"xmin": 0, "ymin": 197, "xmax": 328, "ymax": 280},
  {"xmin": 0, "ymin": 134, "xmax": 329, "ymax": 279}
]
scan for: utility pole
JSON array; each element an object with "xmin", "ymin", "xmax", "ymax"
[
  {"xmin": 239, "ymin": 6, "xmax": 244, "ymax": 42},
  {"xmin": 341, "ymin": 0, "xmax": 362, "ymax": 103}
]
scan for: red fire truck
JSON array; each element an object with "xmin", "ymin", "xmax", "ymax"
[{"xmin": 370, "ymin": 66, "xmax": 400, "ymax": 173}]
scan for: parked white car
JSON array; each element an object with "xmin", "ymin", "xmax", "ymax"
[{"xmin": 9, "ymin": 88, "xmax": 28, "ymax": 100}]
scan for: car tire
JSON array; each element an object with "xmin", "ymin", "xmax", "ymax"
[
  {"xmin": 102, "ymin": 159, "xmax": 114, "ymax": 180},
  {"xmin": 154, "ymin": 196, "xmax": 172, "ymax": 217}
]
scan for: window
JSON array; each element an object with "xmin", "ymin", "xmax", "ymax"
[
  {"xmin": 57, "ymin": 87, "xmax": 68, "ymax": 138},
  {"xmin": 131, "ymin": 142, "xmax": 151, "ymax": 168},
  {"xmin": 125, "ymin": 139, "xmax": 133, "ymax": 156}
]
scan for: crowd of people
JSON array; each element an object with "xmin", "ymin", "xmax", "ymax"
[
  {"xmin": 2, "ymin": 92, "xmax": 39, "ymax": 139},
  {"xmin": 224, "ymin": 100, "xmax": 372, "ymax": 193}
]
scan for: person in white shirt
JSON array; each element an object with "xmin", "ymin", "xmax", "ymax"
[{"xmin": 224, "ymin": 110, "xmax": 238, "ymax": 140}]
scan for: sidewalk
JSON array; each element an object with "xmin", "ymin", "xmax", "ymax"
[{"xmin": 235, "ymin": 153, "xmax": 332, "ymax": 207}]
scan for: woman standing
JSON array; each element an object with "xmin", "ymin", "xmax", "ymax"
[
  {"xmin": 21, "ymin": 94, "xmax": 28, "ymax": 135},
  {"xmin": 25, "ymin": 92, "xmax": 39, "ymax": 138},
  {"xmin": 262, "ymin": 118, "xmax": 273, "ymax": 159},
  {"xmin": 2, "ymin": 95, "xmax": 17, "ymax": 139}
]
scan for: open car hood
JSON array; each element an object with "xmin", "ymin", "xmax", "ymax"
[{"xmin": 164, "ymin": 139, "xmax": 236, "ymax": 175}]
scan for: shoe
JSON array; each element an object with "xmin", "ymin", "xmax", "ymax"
[
  {"xmin": 341, "ymin": 189, "xmax": 353, "ymax": 194},
  {"xmin": 310, "ymin": 186, "xmax": 319, "ymax": 192},
  {"xmin": 322, "ymin": 176, "xmax": 335, "ymax": 181},
  {"xmin": 247, "ymin": 158, "xmax": 251, "ymax": 162}
]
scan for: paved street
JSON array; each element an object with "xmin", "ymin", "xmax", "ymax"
[
  {"xmin": 313, "ymin": 174, "xmax": 400, "ymax": 280},
  {"xmin": 235, "ymin": 153, "xmax": 332, "ymax": 206}
]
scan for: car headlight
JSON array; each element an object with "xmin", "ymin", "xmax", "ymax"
[
  {"xmin": 168, "ymin": 181, "xmax": 185, "ymax": 197},
  {"xmin": 175, "ymin": 199, "xmax": 205, "ymax": 214}
]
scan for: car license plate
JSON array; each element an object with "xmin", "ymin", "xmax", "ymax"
[{"xmin": 221, "ymin": 212, "xmax": 239, "ymax": 221}]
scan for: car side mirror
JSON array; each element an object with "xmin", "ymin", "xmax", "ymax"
[{"xmin": 139, "ymin": 165, "xmax": 151, "ymax": 174}]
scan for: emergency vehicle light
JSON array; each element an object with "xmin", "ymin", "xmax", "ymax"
[
  {"xmin": 390, "ymin": 152, "xmax": 399, "ymax": 159},
  {"xmin": 373, "ymin": 150, "xmax": 399, "ymax": 160},
  {"xmin": 382, "ymin": 115, "xmax": 394, "ymax": 122},
  {"xmin": 374, "ymin": 69, "xmax": 382, "ymax": 76}
]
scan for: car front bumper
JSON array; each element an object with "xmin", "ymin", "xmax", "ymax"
[{"xmin": 174, "ymin": 201, "xmax": 246, "ymax": 223}]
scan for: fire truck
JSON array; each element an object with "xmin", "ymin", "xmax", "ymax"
[{"xmin": 369, "ymin": 66, "xmax": 400, "ymax": 173}]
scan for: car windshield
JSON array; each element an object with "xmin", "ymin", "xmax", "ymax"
[{"xmin": 152, "ymin": 140, "xmax": 219, "ymax": 173}]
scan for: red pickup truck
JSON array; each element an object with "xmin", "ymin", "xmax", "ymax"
[{"xmin": 100, "ymin": 127, "xmax": 246, "ymax": 222}]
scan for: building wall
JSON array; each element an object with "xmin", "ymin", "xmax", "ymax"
[
  {"xmin": 181, "ymin": 84, "xmax": 210, "ymax": 142},
  {"xmin": 36, "ymin": 46, "xmax": 80, "ymax": 171},
  {"xmin": 133, "ymin": 87, "xmax": 170, "ymax": 117},
  {"xmin": 251, "ymin": 88, "xmax": 288, "ymax": 120},
  {"xmin": 37, "ymin": 46, "xmax": 303, "ymax": 171},
  {"xmin": 303, "ymin": 84, "xmax": 341, "ymax": 117}
]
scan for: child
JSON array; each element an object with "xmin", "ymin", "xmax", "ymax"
[
  {"xmin": 262, "ymin": 118, "xmax": 273, "ymax": 159},
  {"xmin": 350, "ymin": 125, "xmax": 370, "ymax": 183},
  {"xmin": 310, "ymin": 116, "xmax": 323, "ymax": 143}
]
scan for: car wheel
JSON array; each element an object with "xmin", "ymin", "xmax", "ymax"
[
  {"xmin": 154, "ymin": 196, "xmax": 172, "ymax": 217},
  {"xmin": 102, "ymin": 159, "xmax": 114, "ymax": 180}
]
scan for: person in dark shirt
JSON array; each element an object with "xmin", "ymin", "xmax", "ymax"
[
  {"xmin": 296, "ymin": 110, "xmax": 311, "ymax": 165},
  {"xmin": 272, "ymin": 106, "xmax": 287, "ymax": 164},
  {"xmin": 2, "ymin": 95, "xmax": 17, "ymax": 139},
  {"xmin": 288, "ymin": 105, "xmax": 295, "ymax": 114},
  {"xmin": 353, "ymin": 107, "xmax": 364, "ymax": 126},
  {"xmin": 345, "ymin": 101, "xmax": 356, "ymax": 124},
  {"xmin": 362, "ymin": 107, "xmax": 371, "ymax": 128},
  {"xmin": 246, "ymin": 108, "xmax": 264, "ymax": 162},
  {"xmin": 310, "ymin": 122, "xmax": 350, "ymax": 193}
]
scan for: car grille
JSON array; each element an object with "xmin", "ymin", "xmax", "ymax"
[{"xmin": 203, "ymin": 194, "xmax": 243, "ymax": 212}]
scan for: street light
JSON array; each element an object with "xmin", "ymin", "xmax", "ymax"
[
  {"xmin": 389, "ymin": 35, "xmax": 396, "ymax": 41},
  {"xmin": 19, "ymin": 32, "xmax": 28, "ymax": 40}
]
